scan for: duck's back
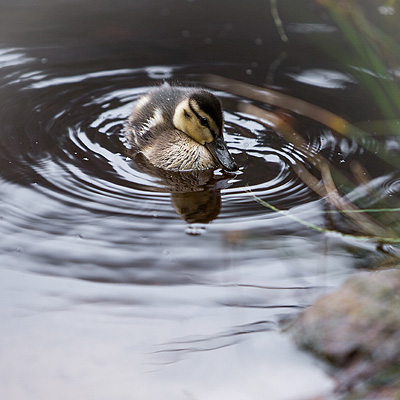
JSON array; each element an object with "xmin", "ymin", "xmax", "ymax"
[{"xmin": 126, "ymin": 84, "xmax": 188, "ymax": 147}]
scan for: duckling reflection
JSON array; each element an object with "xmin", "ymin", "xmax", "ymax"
[
  {"xmin": 171, "ymin": 190, "xmax": 220, "ymax": 224},
  {"xmin": 130, "ymin": 152, "xmax": 231, "ymax": 223},
  {"xmin": 125, "ymin": 83, "xmax": 238, "ymax": 223}
]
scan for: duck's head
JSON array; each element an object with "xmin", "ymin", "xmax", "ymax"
[{"xmin": 172, "ymin": 90, "xmax": 238, "ymax": 172}]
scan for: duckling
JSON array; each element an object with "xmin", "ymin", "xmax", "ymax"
[{"xmin": 125, "ymin": 83, "xmax": 237, "ymax": 172}]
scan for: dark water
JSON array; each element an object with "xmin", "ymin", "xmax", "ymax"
[{"xmin": 1, "ymin": 1, "xmax": 398, "ymax": 399}]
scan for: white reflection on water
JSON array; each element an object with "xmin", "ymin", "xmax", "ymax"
[
  {"xmin": 287, "ymin": 69, "xmax": 356, "ymax": 89},
  {"xmin": 0, "ymin": 48, "xmax": 35, "ymax": 69},
  {"xmin": 0, "ymin": 268, "xmax": 334, "ymax": 400}
]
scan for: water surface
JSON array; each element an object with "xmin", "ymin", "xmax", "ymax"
[{"xmin": 1, "ymin": 1, "xmax": 398, "ymax": 399}]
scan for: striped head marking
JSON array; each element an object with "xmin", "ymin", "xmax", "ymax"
[{"xmin": 173, "ymin": 90, "xmax": 237, "ymax": 172}]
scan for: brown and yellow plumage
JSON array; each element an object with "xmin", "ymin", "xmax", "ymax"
[{"xmin": 125, "ymin": 83, "xmax": 237, "ymax": 172}]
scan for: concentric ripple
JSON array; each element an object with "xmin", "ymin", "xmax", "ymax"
[
  {"xmin": 1, "ymin": 62, "xmax": 332, "ymax": 223},
  {"xmin": 0, "ymin": 51, "xmax": 379, "ymax": 282}
]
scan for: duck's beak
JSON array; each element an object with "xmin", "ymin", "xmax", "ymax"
[{"xmin": 206, "ymin": 137, "xmax": 238, "ymax": 172}]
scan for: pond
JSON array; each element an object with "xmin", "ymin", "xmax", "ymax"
[{"xmin": 1, "ymin": 1, "xmax": 399, "ymax": 399}]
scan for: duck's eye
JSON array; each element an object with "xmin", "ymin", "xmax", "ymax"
[{"xmin": 200, "ymin": 117, "xmax": 208, "ymax": 127}]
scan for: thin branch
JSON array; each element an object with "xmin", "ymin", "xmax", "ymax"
[{"xmin": 271, "ymin": 0, "xmax": 288, "ymax": 43}]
